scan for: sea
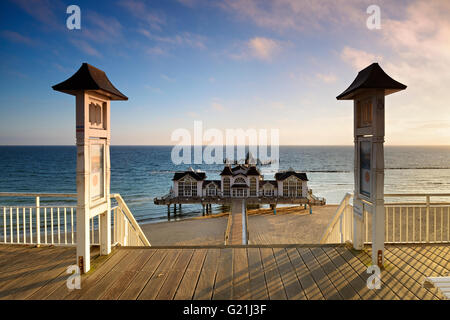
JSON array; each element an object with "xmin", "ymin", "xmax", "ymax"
[{"xmin": 0, "ymin": 146, "xmax": 449, "ymax": 224}]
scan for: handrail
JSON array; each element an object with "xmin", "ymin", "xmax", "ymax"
[
  {"xmin": 320, "ymin": 192, "xmax": 352, "ymax": 243},
  {"xmin": 321, "ymin": 192, "xmax": 450, "ymax": 244},
  {"xmin": 111, "ymin": 193, "xmax": 151, "ymax": 246},
  {"xmin": 0, "ymin": 192, "xmax": 77, "ymax": 198},
  {"xmin": 0, "ymin": 192, "xmax": 150, "ymax": 247}
]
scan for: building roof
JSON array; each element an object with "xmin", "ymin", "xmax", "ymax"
[
  {"xmin": 260, "ymin": 180, "xmax": 277, "ymax": 187},
  {"xmin": 220, "ymin": 166, "xmax": 233, "ymax": 176},
  {"xmin": 52, "ymin": 63, "xmax": 128, "ymax": 101},
  {"xmin": 275, "ymin": 171, "xmax": 308, "ymax": 181},
  {"xmin": 336, "ymin": 63, "xmax": 407, "ymax": 100},
  {"xmin": 203, "ymin": 180, "xmax": 221, "ymax": 188},
  {"xmin": 246, "ymin": 166, "xmax": 261, "ymax": 175},
  {"xmin": 172, "ymin": 171, "xmax": 206, "ymax": 181}
]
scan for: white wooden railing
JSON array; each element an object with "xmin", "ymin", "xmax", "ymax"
[
  {"xmin": 320, "ymin": 193, "xmax": 354, "ymax": 244},
  {"xmin": 321, "ymin": 193, "xmax": 450, "ymax": 244},
  {"xmin": 0, "ymin": 192, "xmax": 150, "ymax": 247}
]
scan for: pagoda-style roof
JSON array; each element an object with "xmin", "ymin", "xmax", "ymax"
[
  {"xmin": 52, "ymin": 63, "xmax": 128, "ymax": 100},
  {"xmin": 336, "ymin": 63, "xmax": 406, "ymax": 100}
]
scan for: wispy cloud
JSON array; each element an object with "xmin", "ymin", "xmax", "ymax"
[
  {"xmin": 117, "ymin": 0, "xmax": 165, "ymax": 30},
  {"xmin": 340, "ymin": 46, "xmax": 382, "ymax": 70},
  {"xmin": 70, "ymin": 39, "xmax": 102, "ymax": 57},
  {"xmin": 231, "ymin": 37, "xmax": 282, "ymax": 61},
  {"xmin": 315, "ymin": 73, "xmax": 337, "ymax": 84},
  {"xmin": 82, "ymin": 11, "xmax": 123, "ymax": 43},
  {"xmin": 160, "ymin": 74, "xmax": 175, "ymax": 82},
  {"xmin": 147, "ymin": 46, "xmax": 167, "ymax": 56},
  {"xmin": 1, "ymin": 30, "xmax": 35, "ymax": 46},
  {"xmin": 139, "ymin": 29, "xmax": 207, "ymax": 50},
  {"xmin": 10, "ymin": 0, "xmax": 63, "ymax": 29},
  {"xmin": 211, "ymin": 101, "xmax": 225, "ymax": 112}
]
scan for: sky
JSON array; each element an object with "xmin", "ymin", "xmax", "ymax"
[{"xmin": 0, "ymin": 0, "xmax": 449, "ymax": 145}]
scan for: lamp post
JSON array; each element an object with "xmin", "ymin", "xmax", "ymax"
[
  {"xmin": 53, "ymin": 63, "xmax": 127, "ymax": 273},
  {"xmin": 337, "ymin": 63, "xmax": 406, "ymax": 266}
]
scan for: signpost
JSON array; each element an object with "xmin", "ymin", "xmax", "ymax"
[
  {"xmin": 337, "ymin": 63, "xmax": 406, "ymax": 266},
  {"xmin": 53, "ymin": 63, "xmax": 127, "ymax": 273}
]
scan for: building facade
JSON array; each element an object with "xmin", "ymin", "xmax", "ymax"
[{"xmin": 172, "ymin": 165, "xmax": 309, "ymax": 198}]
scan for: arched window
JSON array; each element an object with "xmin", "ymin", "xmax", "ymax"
[
  {"xmin": 234, "ymin": 177, "xmax": 246, "ymax": 184},
  {"xmin": 178, "ymin": 177, "xmax": 197, "ymax": 197},
  {"xmin": 283, "ymin": 177, "xmax": 302, "ymax": 197},
  {"xmin": 223, "ymin": 178, "xmax": 230, "ymax": 196}
]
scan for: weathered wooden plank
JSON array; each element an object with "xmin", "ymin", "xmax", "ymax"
[
  {"xmin": 259, "ymin": 248, "xmax": 286, "ymax": 300},
  {"xmin": 99, "ymin": 249, "xmax": 157, "ymax": 300},
  {"xmin": 348, "ymin": 247, "xmax": 416, "ymax": 300},
  {"xmin": 53, "ymin": 248, "xmax": 130, "ymax": 300},
  {"xmin": 310, "ymin": 247, "xmax": 358, "ymax": 300},
  {"xmin": 411, "ymin": 246, "xmax": 449, "ymax": 272},
  {"xmin": 383, "ymin": 247, "xmax": 438, "ymax": 300},
  {"xmin": 78, "ymin": 249, "xmax": 146, "ymax": 300},
  {"xmin": 156, "ymin": 249, "xmax": 194, "ymax": 300},
  {"xmin": 193, "ymin": 248, "xmax": 220, "ymax": 300},
  {"xmin": 272, "ymin": 248, "xmax": 306, "ymax": 300},
  {"xmin": 396, "ymin": 245, "xmax": 448, "ymax": 277},
  {"xmin": 174, "ymin": 249, "xmax": 207, "ymax": 300},
  {"xmin": 212, "ymin": 248, "xmax": 233, "ymax": 300},
  {"xmin": 247, "ymin": 247, "xmax": 269, "ymax": 300},
  {"xmin": 285, "ymin": 247, "xmax": 323, "ymax": 300},
  {"xmin": 334, "ymin": 246, "xmax": 397, "ymax": 300},
  {"xmin": 138, "ymin": 249, "xmax": 181, "ymax": 300},
  {"xmin": 297, "ymin": 247, "xmax": 341, "ymax": 300},
  {"xmin": 323, "ymin": 247, "xmax": 378, "ymax": 300},
  {"xmin": 0, "ymin": 247, "xmax": 73, "ymax": 299},
  {"xmin": 232, "ymin": 248, "xmax": 250, "ymax": 300}
]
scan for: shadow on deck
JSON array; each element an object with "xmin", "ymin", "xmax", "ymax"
[{"xmin": 0, "ymin": 243, "xmax": 448, "ymax": 300}]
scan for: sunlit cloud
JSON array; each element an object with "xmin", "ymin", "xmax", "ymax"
[{"xmin": 340, "ymin": 46, "xmax": 383, "ymax": 70}]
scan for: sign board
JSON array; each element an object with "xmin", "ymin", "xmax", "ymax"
[
  {"xmin": 90, "ymin": 141, "xmax": 105, "ymax": 205},
  {"xmin": 359, "ymin": 139, "xmax": 372, "ymax": 200}
]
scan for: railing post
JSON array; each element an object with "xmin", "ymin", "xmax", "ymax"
[
  {"xmin": 426, "ymin": 195, "xmax": 430, "ymax": 242},
  {"xmin": 353, "ymin": 196, "xmax": 364, "ymax": 250},
  {"xmin": 35, "ymin": 196, "xmax": 40, "ymax": 245}
]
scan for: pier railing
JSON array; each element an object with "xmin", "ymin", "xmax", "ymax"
[
  {"xmin": 321, "ymin": 193, "xmax": 450, "ymax": 244},
  {"xmin": 0, "ymin": 192, "xmax": 150, "ymax": 247}
]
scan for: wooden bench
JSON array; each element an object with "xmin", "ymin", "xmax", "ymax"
[{"xmin": 423, "ymin": 276, "xmax": 450, "ymax": 299}]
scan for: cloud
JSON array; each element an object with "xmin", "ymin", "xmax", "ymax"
[
  {"xmin": 1, "ymin": 30, "xmax": 35, "ymax": 45},
  {"xmin": 340, "ymin": 46, "xmax": 383, "ymax": 70},
  {"xmin": 231, "ymin": 37, "xmax": 282, "ymax": 61},
  {"xmin": 316, "ymin": 73, "xmax": 337, "ymax": 84},
  {"xmin": 82, "ymin": 11, "xmax": 123, "ymax": 43},
  {"xmin": 147, "ymin": 46, "xmax": 167, "ymax": 56},
  {"xmin": 70, "ymin": 39, "xmax": 102, "ymax": 57},
  {"xmin": 160, "ymin": 74, "xmax": 175, "ymax": 82},
  {"xmin": 139, "ymin": 30, "xmax": 206, "ymax": 49},
  {"xmin": 218, "ymin": 0, "xmax": 370, "ymax": 33},
  {"xmin": 211, "ymin": 102, "xmax": 225, "ymax": 112},
  {"xmin": 10, "ymin": 0, "xmax": 62, "ymax": 29},
  {"xmin": 117, "ymin": 0, "xmax": 165, "ymax": 30}
]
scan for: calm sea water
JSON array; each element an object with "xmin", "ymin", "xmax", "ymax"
[{"xmin": 0, "ymin": 146, "xmax": 449, "ymax": 223}]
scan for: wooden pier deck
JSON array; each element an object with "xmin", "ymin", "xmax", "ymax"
[{"xmin": 0, "ymin": 243, "xmax": 448, "ymax": 300}]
